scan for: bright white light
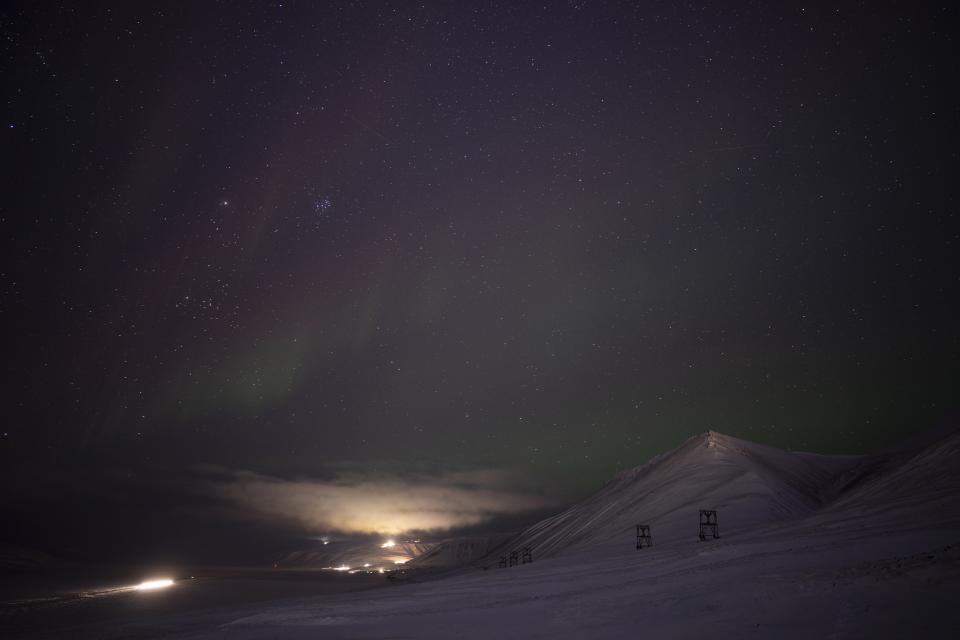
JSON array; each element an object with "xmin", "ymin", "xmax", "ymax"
[
  {"xmin": 381, "ymin": 539, "xmax": 396, "ymax": 548},
  {"xmin": 332, "ymin": 565, "xmax": 351, "ymax": 571},
  {"xmin": 135, "ymin": 579, "xmax": 174, "ymax": 591},
  {"xmin": 363, "ymin": 563, "xmax": 371, "ymax": 567},
  {"xmin": 393, "ymin": 559, "xmax": 407, "ymax": 565}
]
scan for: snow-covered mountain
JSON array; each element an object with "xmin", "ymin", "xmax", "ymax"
[
  {"xmin": 484, "ymin": 431, "xmax": 867, "ymax": 561},
  {"xmin": 484, "ymin": 429, "xmax": 960, "ymax": 564}
]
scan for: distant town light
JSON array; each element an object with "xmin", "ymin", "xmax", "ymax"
[{"xmin": 135, "ymin": 579, "xmax": 174, "ymax": 591}]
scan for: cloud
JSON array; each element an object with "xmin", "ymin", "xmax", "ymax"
[{"xmin": 205, "ymin": 467, "xmax": 553, "ymax": 535}]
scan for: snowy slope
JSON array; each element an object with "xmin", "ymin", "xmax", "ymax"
[
  {"xmin": 809, "ymin": 430, "xmax": 960, "ymax": 531},
  {"xmin": 830, "ymin": 430, "xmax": 960, "ymax": 510},
  {"xmin": 491, "ymin": 431, "xmax": 865, "ymax": 560},
  {"xmin": 405, "ymin": 533, "xmax": 515, "ymax": 569}
]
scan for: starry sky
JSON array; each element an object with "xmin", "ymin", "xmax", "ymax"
[{"xmin": 2, "ymin": 2, "xmax": 958, "ymax": 565}]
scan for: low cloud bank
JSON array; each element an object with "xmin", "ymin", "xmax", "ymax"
[{"xmin": 207, "ymin": 467, "xmax": 552, "ymax": 535}]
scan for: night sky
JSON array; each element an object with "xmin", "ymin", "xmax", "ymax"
[{"xmin": 2, "ymin": 2, "xmax": 958, "ymax": 565}]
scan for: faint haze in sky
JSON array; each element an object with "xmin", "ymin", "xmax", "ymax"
[{"xmin": 207, "ymin": 467, "xmax": 555, "ymax": 535}]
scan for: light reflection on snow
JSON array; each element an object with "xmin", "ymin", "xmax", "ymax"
[{"xmin": 69, "ymin": 577, "xmax": 179, "ymax": 601}]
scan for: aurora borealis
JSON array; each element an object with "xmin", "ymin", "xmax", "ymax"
[{"xmin": 2, "ymin": 2, "xmax": 957, "ymax": 564}]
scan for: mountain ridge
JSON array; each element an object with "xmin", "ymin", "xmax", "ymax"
[{"xmin": 477, "ymin": 430, "xmax": 872, "ymax": 562}]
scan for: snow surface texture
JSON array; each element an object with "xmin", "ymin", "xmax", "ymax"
[{"xmin": 23, "ymin": 431, "xmax": 960, "ymax": 638}]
